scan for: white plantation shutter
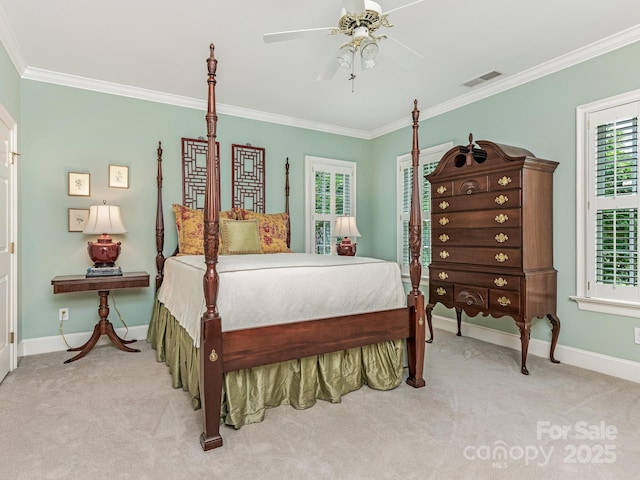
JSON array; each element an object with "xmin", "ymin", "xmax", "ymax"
[
  {"xmin": 587, "ymin": 102, "xmax": 640, "ymax": 301},
  {"xmin": 306, "ymin": 156, "xmax": 356, "ymax": 254}
]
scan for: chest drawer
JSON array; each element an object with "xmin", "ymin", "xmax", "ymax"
[
  {"xmin": 430, "ymin": 268, "xmax": 520, "ymax": 291},
  {"xmin": 431, "ymin": 181, "xmax": 454, "ymax": 198},
  {"xmin": 433, "ymin": 189, "xmax": 521, "ymax": 213},
  {"xmin": 489, "ymin": 170, "xmax": 522, "ymax": 191},
  {"xmin": 453, "ymin": 176, "xmax": 488, "ymax": 195},
  {"xmin": 432, "ymin": 227, "xmax": 521, "ymax": 248},
  {"xmin": 433, "ymin": 246, "xmax": 521, "ymax": 268},
  {"xmin": 489, "ymin": 290, "xmax": 521, "ymax": 315},
  {"xmin": 428, "ymin": 281, "xmax": 453, "ymax": 303},
  {"xmin": 454, "ymin": 285, "xmax": 488, "ymax": 309},
  {"xmin": 433, "ymin": 208, "xmax": 521, "ymax": 229}
]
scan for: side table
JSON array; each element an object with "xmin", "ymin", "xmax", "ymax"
[{"xmin": 51, "ymin": 271, "xmax": 150, "ymax": 363}]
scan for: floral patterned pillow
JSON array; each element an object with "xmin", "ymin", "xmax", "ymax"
[
  {"xmin": 172, "ymin": 204, "xmax": 236, "ymax": 255},
  {"xmin": 238, "ymin": 210, "xmax": 291, "ymax": 253}
]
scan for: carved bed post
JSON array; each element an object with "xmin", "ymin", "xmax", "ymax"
[
  {"xmin": 285, "ymin": 157, "xmax": 291, "ymax": 248},
  {"xmin": 199, "ymin": 43, "xmax": 224, "ymax": 451},
  {"xmin": 405, "ymin": 100, "xmax": 426, "ymax": 388},
  {"xmin": 155, "ymin": 141, "xmax": 165, "ymax": 291}
]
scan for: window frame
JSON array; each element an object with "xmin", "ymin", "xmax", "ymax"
[
  {"xmin": 573, "ymin": 88, "xmax": 640, "ymax": 317},
  {"xmin": 304, "ymin": 155, "xmax": 357, "ymax": 254},
  {"xmin": 396, "ymin": 142, "xmax": 453, "ymax": 279}
]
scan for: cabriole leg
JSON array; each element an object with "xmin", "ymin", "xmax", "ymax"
[{"xmin": 547, "ymin": 313, "xmax": 561, "ymax": 364}]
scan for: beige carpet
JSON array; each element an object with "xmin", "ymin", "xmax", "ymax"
[{"xmin": 1, "ymin": 330, "xmax": 639, "ymax": 480}]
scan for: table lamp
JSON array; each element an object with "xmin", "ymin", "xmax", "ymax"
[
  {"xmin": 83, "ymin": 203, "xmax": 127, "ymax": 274},
  {"xmin": 335, "ymin": 215, "xmax": 361, "ymax": 256}
]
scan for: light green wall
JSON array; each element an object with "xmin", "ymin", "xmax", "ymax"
[
  {"xmin": 18, "ymin": 80, "xmax": 371, "ymax": 340},
  {"xmin": 7, "ymin": 37, "xmax": 640, "ymax": 365},
  {"xmin": 370, "ymin": 41, "xmax": 640, "ymax": 364}
]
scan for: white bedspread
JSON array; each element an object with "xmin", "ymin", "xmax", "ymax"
[{"xmin": 157, "ymin": 253, "xmax": 406, "ymax": 346}]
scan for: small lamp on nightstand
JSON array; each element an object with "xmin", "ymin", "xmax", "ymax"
[
  {"xmin": 335, "ymin": 215, "xmax": 361, "ymax": 256},
  {"xmin": 83, "ymin": 202, "xmax": 127, "ymax": 275}
]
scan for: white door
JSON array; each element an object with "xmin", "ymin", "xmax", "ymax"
[{"xmin": 0, "ymin": 103, "xmax": 17, "ymax": 383}]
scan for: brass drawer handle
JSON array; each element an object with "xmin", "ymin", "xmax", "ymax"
[
  {"xmin": 494, "ymin": 277, "xmax": 508, "ymax": 287},
  {"xmin": 494, "ymin": 214, "xmax": 509, "ymax": 224},
  {"xmin": 436, "ymin": 185, "xmax": 447, "ymax": 194},
  {"xmin": 438, "ymin": 271, "xmax": 449, "ymax": 280},
  {"xmin": 436, "ymin": 287, "xmax": 447, "ymax": 296},
  {"xmin": 439, "ymin": 217, "xmax": 450, "ymax": 226},
  {"xmin": 439, "ymin": 233, "xmax": 449, "ymax": 243},
  {"xmin": 497, "ymin": 176, "xmax": 512, "ymax": 187},
  {"xmin": 439, "ymin": 250, "xmax": 450, "ymax": 259},
  {"xmin": 495, "ymin": 233, "xmax": 509, "ymax": 243},
  {"xmin": 495, "ymin": 252, "xmax": 509, "ymax": 263},
  {"xmin": 495, "ymin": 194, "xmax": 509, "ymax": 205},
  {"xmin": 497, "ymin": 296, "xmax": 511, "ymax": 307},
  {"xmin": 439, "ymin": 201, "xmax": 450, "ymax": 210}
]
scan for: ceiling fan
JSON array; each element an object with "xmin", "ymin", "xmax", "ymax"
[{"xmin": 263, "ymin": 0, "xmax": 425, "ymax": 84}]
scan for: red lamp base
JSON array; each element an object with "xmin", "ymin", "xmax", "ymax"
[
  {"xmin": 336, "ymin": 238, "xmax": 357, "ymax": 256},
  {"xmin": 87, "ymin": 234, "xmax": 121, "ymax": 268}
]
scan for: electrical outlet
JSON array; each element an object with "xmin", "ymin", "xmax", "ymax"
[
  {"xmin": 635, "ymin": 327, "xmax": 640, "ymax": 345},
  {"xmin": 59, "ymin": 307, "xmax": 69, "ymax": 322}
]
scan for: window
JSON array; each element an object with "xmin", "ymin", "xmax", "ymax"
[
  {"xmin": 396, "ymin": 142, "xmax": 452, "ymax": 277},
  {"xmin": 574, "ymin": 90, "xmax": 640, "ymax": 316},
  {"xmin": 305, "ymin": 156, "xmax": 356, "ymax": 254}
]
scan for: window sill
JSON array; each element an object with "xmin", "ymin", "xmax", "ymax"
[{"xmin": 570, "ymin": 295, "xmax": 640, "ymax": 318}]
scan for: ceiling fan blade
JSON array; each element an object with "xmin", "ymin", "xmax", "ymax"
[
  {"xmin": 263, "ymin": 27, "xmax": 334, "ymax": 43},
  {"xmin": 342, "ymin": 0, "xmax": 367, "ymax": 14},
  {"xmin": 316, "ymin": 49, "xmax": 343, "ymax": 81},
  {"xmin": 381, "ymin": 0, "xmax": 425, "ymax": 16},
  {"xmin": 381, "ymin": 34, "xmax": 424, "ymax": 69}
]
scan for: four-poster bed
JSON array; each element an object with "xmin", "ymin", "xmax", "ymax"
[{"xmin": 148, "ymin": 44, "xmax": 427, "ymax": 451}]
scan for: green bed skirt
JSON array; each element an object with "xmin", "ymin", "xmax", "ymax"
[{"xmin": 147, "ymin": 298, "xmax": 404, "ymax": 428}]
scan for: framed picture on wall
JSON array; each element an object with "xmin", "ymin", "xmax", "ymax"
[
  {"xmin": 68, "ymin": 208, "xmax": 90, "ymax": 232},
  {"xmin": 109, "ymin": 165, "xmax": 129, "ymax": 189},
  {"xmin": 68, "ymin": 172, "xmax": 90, "ymax": 196}
]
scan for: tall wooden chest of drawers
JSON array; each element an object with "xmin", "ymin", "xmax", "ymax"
[{"xmin": 425, "ymin": 136, "xmax": 561, "ymax": 375}]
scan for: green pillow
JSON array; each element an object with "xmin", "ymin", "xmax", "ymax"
[{"xmin": 220, "ymin": 218, "xmax": 263, "ymax": 255}]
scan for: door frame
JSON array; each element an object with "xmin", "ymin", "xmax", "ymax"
[{"xmin": 0, "ymin": 101, "xmax": 18, "ymax": 376}]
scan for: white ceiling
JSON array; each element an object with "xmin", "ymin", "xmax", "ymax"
[{"xmin": 2, "ymin": 0, "xmax": 640, "ymax": 138}]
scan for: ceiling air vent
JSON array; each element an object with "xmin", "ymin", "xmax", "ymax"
[{"xmin": 463, "ymin": 70, "xmax": 502, "ymax": 88}]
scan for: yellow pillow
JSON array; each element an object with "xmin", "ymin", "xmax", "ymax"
[
  {"xmin": 172, "ymin": 204, "xmax": 236, "ymax": 255},
  {"xmin": 238, "ymin": 210, "xmax": 291, "ymax": 253},
  {"xmin": 220, "ymin": 219, "xmax": 263, "ymax": 255}
]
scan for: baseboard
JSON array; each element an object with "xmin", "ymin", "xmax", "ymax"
[
  {"xmin": 431, "ymin": 314, "xmax": 640, "ymax": 384},
  {"xmin": 18, "ymin": 325, "xmax": 149, "ymax": 357}
]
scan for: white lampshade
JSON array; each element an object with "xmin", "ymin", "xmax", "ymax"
[
  {"xmin": 334, "ymin": 216, "xmax": 361, "ymax": 238},
  {"xmin": 83, "ymin": 205, "xmax": 127, "ymax": 235}
]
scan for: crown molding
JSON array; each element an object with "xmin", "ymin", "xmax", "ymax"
[
  {"xmin": 217, "ymin": 103, "xmax": 372, "ymax": 139},
  {"xmin": 22, "ymin": 67, "xmax": 205, "ymax": 110}
]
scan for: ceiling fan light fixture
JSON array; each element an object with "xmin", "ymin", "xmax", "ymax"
[
  {"xmin": 360, "ymin": 38, "xmax": 378, "ymax": 61},
  {"xmin": 337, "ymin": 45, "xmax": 354, "ymax": 69}
]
